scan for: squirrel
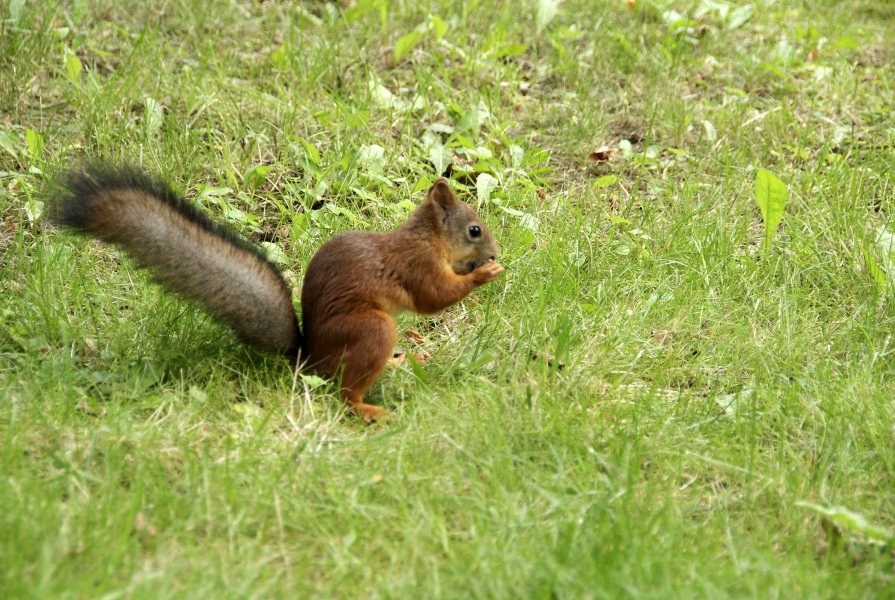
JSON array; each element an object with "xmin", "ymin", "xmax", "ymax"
[{"xmin": 50, "ymin": 164, "xmax": 503, "ymax": 421}]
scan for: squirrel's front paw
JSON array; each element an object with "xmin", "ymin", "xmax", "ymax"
[{"xmin": 472, "ymin": 260, "xmax": 504, "ymax": 284}]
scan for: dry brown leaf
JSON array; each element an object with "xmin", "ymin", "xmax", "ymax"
[
  {"xmin": 412, "ymin": 352, "xmax": 433, "ymax": 364},
  {"xmin": 403, "ymin": 328, "xmax": 426, "ymax": 344},
  {"xmin": 652, "ymin": 330, "xmax": 675, "ymax": 348},
  {"xmin": 134, "ymin": 511, "xmax": 157, "ymax": 536},
  {"xmin": 83, "ymin": 337, "xmax": 99, "ymax": 359},
  {"xmin": 587, "ymin": 146, "xmax": 614, "ymax": 163}
]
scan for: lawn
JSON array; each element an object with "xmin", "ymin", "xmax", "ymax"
[{"xmin": 2, "ymin": 0, "xmax": 895, "ymax": 597}]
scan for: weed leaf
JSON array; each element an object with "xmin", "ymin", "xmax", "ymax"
[
  {"xmin": 395, "ymin": 30, "xmax": 422, "ymax": 61},
  {"xmin": 64, "ymin": 49, "xmax": 82, "ymax": 84},
  {"xmin": 796, "ymin": 502, "xmax": 895, "ymax": 545},
  {"xmin": 754, "ymin": 169, "xmax": 787, "ymax": 250},
  {"xmin": 534, "ymin": 0, "xmax": 561, "ymax": 31},
  {"xmin": 143, "ymin": 97, "xmax": 163, "ymax": 135},
  {"xmin": 429, "ymin": 143, "xmax": 452, "ymax": 176},
  {"xmin": 243, "ymin": 165, "xmax": 273, "ymax": 191},
  {"xmin": 24, "ymin": 128, "xmax": 43, "ymax": 160},
  {"xmin": 358, "ymin": 144, "xmax": 386, "ymax": 174},
  {"xmin": 0, "ymin": 130, "xmax": 19, "ymax": 158},
  {"xmin": 8, "ymin": 0, "xmax": 24, "ymax": 24},
  {"xmin": 862, "ymin": 244, "xmax": 887, "ymax": 293},
  {"xmin": 476, "ymin": 173, "xmax": 498, "ymax": 206}
]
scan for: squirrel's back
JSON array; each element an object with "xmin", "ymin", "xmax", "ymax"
[{"xmin": 52, "ymin": 164, "xmax": 300, "ymax": 355}]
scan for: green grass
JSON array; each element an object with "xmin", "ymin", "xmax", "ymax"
[{"xmin": 2, "ymin": 0, "xmax": 895, "ymax": 597}]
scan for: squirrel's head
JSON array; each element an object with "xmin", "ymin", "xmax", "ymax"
[{"xmin": 424, "ymin": 178, "xmax": 498, "ymax": 275}]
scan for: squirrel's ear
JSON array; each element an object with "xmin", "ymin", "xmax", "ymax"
[{"xmin": 427, "ymin": 178, "xmax": 458, "ymax": 209}]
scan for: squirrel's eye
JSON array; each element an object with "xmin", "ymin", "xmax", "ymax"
[{"xmin": 468, "ymin": 225, "xmax": 481, "ymax": 239}]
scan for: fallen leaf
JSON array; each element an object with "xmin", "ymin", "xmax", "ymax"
[
  {"xmin": 652, "ymin": 330, "xmax": 675, "ymax": 348},
  {"xmin": 587, "ymin": 146, "xmax": 614, "ymax": 163},
  {"xmin": 83, "ymin": 337, "xmax": 99, "ymax": 358},
  {"xmin": 412, "ymin": 352, "xmax": 433, "ymax": 364},
  {"xmin": 387, "ymin": 351, "xmax": 406, "ymax": 367},
  {"xmin": 403, "ymin": 329, "xmax": 426, "ymax": 343},
  {"xmin": 134, "ymin": 512, "xmax": 157, "ymax": 536}
]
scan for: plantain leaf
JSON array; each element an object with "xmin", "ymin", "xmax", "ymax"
[
  {"xmin": 65, "ymin": 49, "xmax": 82, "ymax": 84},
  {"xmin": 395, "ymin": 30, "xmax": 422, "ymax": 61},
  {"xmin": 476, "ymin": 173, "xmax": 498, "ymax": 206},
  {"xmin": 754, "ymin": 169, "xmax": 787, "ymax": 250}
]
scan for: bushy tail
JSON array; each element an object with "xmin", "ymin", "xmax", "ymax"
[{"xmin": 51, "ymin": 164, "xmax": 300, "ymax": 355}]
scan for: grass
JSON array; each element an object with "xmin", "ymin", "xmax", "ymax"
[{"xmin": 2, "ymin": 0, "xmax": 895, "ymax": 597}]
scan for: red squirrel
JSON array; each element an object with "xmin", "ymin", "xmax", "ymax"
[{"xmin": 52, "ymin": 165, "xmax": 503, "ymax": 420}]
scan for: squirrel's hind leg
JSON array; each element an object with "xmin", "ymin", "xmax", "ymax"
[{"xmin": 310, "ymin": 310, "xmax": 396, "ymax": 421}]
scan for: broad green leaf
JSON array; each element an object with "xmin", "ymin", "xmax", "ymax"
[
  {"xmin": 430, "ymin": 15, "xmax": 447, "ymax": 40},
  {"xmin": 368, "ymin": 78, "xmax": 409, "ymax": 111},
  {"xmin": 429, "ymin": 143, "xmax": 453, "ymax": 176},
  {"xmin": 8, "ymin": 0, "xmax": 24, "ymax": 24},
  {"xmin": 875, "ymin": 227, "xmax": 895, "ymax": 288},
  {"xmin": 713, "ymin": 387, "xmax": 755, "ymax": 418},
  {"xmin": 260, "ymin": 242, "xmax": 289, "ymax": 267},
  {"xmin": 270, "ymin": 43, "xmax": 289, "ymax": 69},
  {"xmin": 345, "ymin": 0, "xmax": 388, "ymax": 29},
  {"xmin": 703, "ymin": 119, "xmax": 717, "ymax": 142},
  {"xmin": 862, "ymin": 245, "xmax": 887, "ymax": 293},
  {"xmin": 325, "ymin": 202, "xmax": 361, "ymax": 224},
  {"xmin": 299, "ymin": 373, "xmax": 328, "ymax": 389},
  {"xmin": 489, "ymin": 43, "xmax": 528, "ymax": 60},
  {"xmin": 358, "ymin": 144, "xmax": 386, "ymax": 174},
  {"xmin": 405, "ymin": 353, "xmax": 429, "ymax": 384},
  {"xmin": 196, "ymin": 186, "xmax": 232, "ymax": 205},
  {"xmin": 797, "ymin": 502, "xmax": 895, "ymax": 544},
  {"xmin": 592, "ymin": 175, "xmax": 619, "ymax": 188},
  {"xmin": 754, "ymin": 169, "xmax": 787, "ymax": 250},
  {"xmin": 243, "ymin": 164, "xmax": 274, "ymax": 190},
  {"xmin": 301, "ymin": 140, "xmax": 321, "ymax": 166},
  {"xmin": 476, "ymin": 173, "xmax": 498, "ymax": 206},
  {"xmin": 395, "ymin": 30, "xmax": 422, "ymax": 61},
  {"xmin": 456, "ymin": 105, "xmax": 489, "ymax": 136},
  {"xmin": 519, "ymin": 212, "xmax": 539, "ymax": 232},
  {"xmin": 833, "ymin": 35, "xmax": 860, "ymax": 50},
  {"xmin": 64, "ymin": 49, "xmax": 82, "ymax": 83},
  {"xmin": 25, "ymin": 199, "xmax": 45, "ymax": 224},
  {"xmin": 0, "ymin": 130, "xmax": 19, "ymax": 158},
  {"xmin": 727, "ymin": 5, "xmax": 753, "ymax": 29},
  {"xmin": 25, "ymin": 128, "xmax": 43, "ymax": 160},
  {"xmin": 143, "ymin": 97, "xmax": 163, "ymax": 134},
  {"xmin": 534, "ymin": 0, "xmax": 561, "ymax": 32},
  {"xmin": 291, "ymin": 213, "xmax": 310, "ymax": 239},
  {"xmin": 605, "ymin": 214, "xmax": 632, "ymax": 226}
]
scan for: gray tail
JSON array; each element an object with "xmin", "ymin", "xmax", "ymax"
[{"xmin": 51, "ymin": 163, "xmax": 301, "ymax": 356}]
